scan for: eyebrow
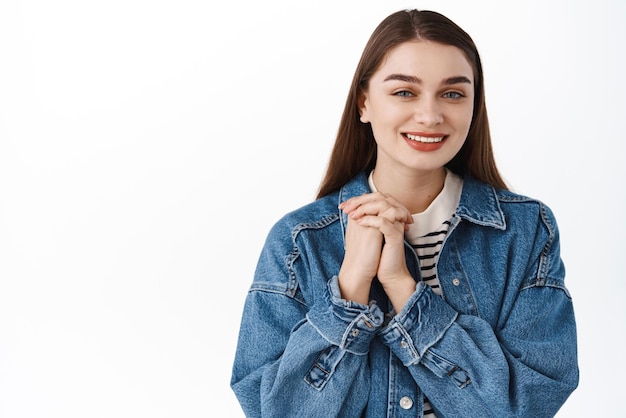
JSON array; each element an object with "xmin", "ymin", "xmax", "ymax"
[{"xmin": 383, "ymin": 73, "xmax": 472, "ymax": 85}]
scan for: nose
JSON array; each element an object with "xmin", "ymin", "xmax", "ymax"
[{"xmin": 413, "ymin": 97, "xmax": 443, "ymax": 126}]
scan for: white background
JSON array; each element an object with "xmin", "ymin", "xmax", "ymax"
[{"xmin": 1, "ymin": 0, "xmax": 624, "ymax": 416}]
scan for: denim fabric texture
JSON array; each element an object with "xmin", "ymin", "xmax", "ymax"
[{"xmin": 231, "ymin": 172, "xmax": 579, "ymax": 418}]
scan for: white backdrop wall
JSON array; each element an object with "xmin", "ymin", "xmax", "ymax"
[{"xmin": 1, "ymin": 0, "xmax": 624, "ymax": 416}]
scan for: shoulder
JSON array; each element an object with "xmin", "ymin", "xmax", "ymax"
[
  {"xmin": 268, "ymin": 172, "xmax": 370, "ymax": 241},
  {"xmin": 458, "ymin": 178, "xmax": 566, "ymax": 288},
  {"xmin": 253, "ymin": 186, "xmax": 350, "ymax": 298},
  {"xmin": 269, "ymin": 192, "xmax": 341, "ymax": 239},
  {"xmin": 252, "ymin": 194, "xmax": 341, "ymax": 294},
  {"xmin": 459, "ymin": 176, "xmax": 559, "ymax": 235},
  {"xmin": 495, "ymin": 188, "xmax": 559, "ymax": 235}
]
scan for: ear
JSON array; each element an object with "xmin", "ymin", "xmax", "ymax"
[{"xmin": 358, "ymin": 92, "xmax": 370, "ymax": 123}]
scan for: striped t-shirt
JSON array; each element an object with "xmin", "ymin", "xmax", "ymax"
[{"xmin": 368, "ymin": 169, "xmax": 463, "ymax": 417}]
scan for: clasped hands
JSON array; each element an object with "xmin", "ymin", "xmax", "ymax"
[{"xmin": 338, "ymin": 192, "xmax": 417, "ymax": 313}]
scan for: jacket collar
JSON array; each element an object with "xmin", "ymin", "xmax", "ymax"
[
  {"xmin": 456, "ymin": 175, "xmax": 506, "ymax": 230},
  {"xmin": 337, "ymin": 172, "xmax": 506, "ymax": 238}
]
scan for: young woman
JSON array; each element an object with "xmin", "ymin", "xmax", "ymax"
[{"xmin": 231, "ymin": 9, "xmax": 578, "ymax": 417}]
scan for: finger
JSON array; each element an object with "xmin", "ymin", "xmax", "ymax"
[
  {"xmin": 339, "ymin": 192, "xmax": 387, "ymax": 212},
  {"xmin": 380, "ymin": 205, "xmax": 414, "ymax": 225},
  {"xmin": 348, "ymin": 200, "xmax": 412, "ymax": 225},
  {"xmin": 347, "ymin": 199, "xmax": 395, "ymax": 219},
  {"xmin": 342, "ymin": 192, "xmax": 412, "ymax": 219},
  {"xmin": 380, "ymin": 195, "xmax": 414, "ymax": 224},
  {"xmin": 355, "ymin": 215, "xmax": 406, "ymax": 240},
  {"xmin": 339, "ymin": 192, "xmax": 414, "ymax": 224}
]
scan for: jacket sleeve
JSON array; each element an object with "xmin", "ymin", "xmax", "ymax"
[
  {"xmin": 230, "ymin": 221, "xmax": 384, "ymax": 418},
  {"xmin": 378, "ymin": 205, "xmax": 579, "ymax": 417}
]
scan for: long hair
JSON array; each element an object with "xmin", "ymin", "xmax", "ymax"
[{"xmin": 317, "ymin": 9, "xmax": 507, "ymax": 199}]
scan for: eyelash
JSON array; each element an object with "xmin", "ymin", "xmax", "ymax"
[
  {"xmin": 393, "ymin": 90, "xmax": 465, "ymax": 99},
  {"xmin": 394, "ymin": 90, "xmax": 413, "ymax": 97},
  {"xmin": 442, "ymin": 91, "xmax": 464, "ymax": 99}
]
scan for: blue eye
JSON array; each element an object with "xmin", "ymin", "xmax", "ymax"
[
  {"xmin": 443, "ymin": 91, "xmax": 464, "ymax": 99},
  {"xmin": 394, "ymin": 90, "xmax": 413, "ymax": 97}
]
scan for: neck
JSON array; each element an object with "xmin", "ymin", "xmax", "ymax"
[{"xmin": 372, "ymin": 167, "xmax": 446, "ymax": 214}]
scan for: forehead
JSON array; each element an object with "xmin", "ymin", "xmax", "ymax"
[{"xmin": 374, "ymin": 40, "xmax": 474, "ymax": 81}]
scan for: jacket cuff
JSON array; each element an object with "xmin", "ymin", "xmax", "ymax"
[
  {"xmin": 306, "ymin": 276, "xmax": 384, "ymax": 355},
  {"xmin": 378, "ymin": 282, "xmax": 458, "ymax": 366}
]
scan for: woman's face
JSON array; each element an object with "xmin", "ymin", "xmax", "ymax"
[{"xmin": 359, "ymin": 40, "xmax": 475, "ymax": 175}]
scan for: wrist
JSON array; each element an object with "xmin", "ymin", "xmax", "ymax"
[
  {"xmin": 338, "ymin": 270, "xmax": 373, "ymax": 305},
  {"xmin": 381, "ymin": 275, "xmax": 416, "ymax": 313}
]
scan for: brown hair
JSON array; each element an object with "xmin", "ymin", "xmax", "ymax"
[{"xmin": 317, "ymin": 9, "xmax": 507, "ymax": 199}]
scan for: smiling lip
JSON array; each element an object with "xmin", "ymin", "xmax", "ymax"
[{"xmin": 403, "ymin": 132, "xmax": 447, "ymax": 151}]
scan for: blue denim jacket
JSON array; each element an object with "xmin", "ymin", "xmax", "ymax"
[{"xmin": 231, "ymin": 172, "xmax": 579, "ymax": 417}]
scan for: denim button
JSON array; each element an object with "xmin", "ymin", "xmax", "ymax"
[
  {"xmin": 399, "ymin": 396, "xmax": 413, "ymax": 409},
  {"xmin": 351, "ymin": 329, "xmax": 359, "ymax": 337},
  {"xmin": 452, "ymin": 278, "xmax": 460, "ymax": 286},
  {"xmin": 400, "ymin": 340, "xmax": 407, "ymax": 348}
]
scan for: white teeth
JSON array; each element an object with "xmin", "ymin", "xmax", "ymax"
[{"xmin": 406, "ymin": 133, "xmax": 444, "ymax": 143}]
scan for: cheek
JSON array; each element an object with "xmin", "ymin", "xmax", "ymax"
[
  {"xmin": 368, "ymin": 104, "xmax": 400, "ymax": 128},
  {"xmin": 454, "ymin": 107, "xmax": 474, "ymax": 132},
  {"xmin": 368, "ymin": 94, "xmax": 406, "ymax": 118}
]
